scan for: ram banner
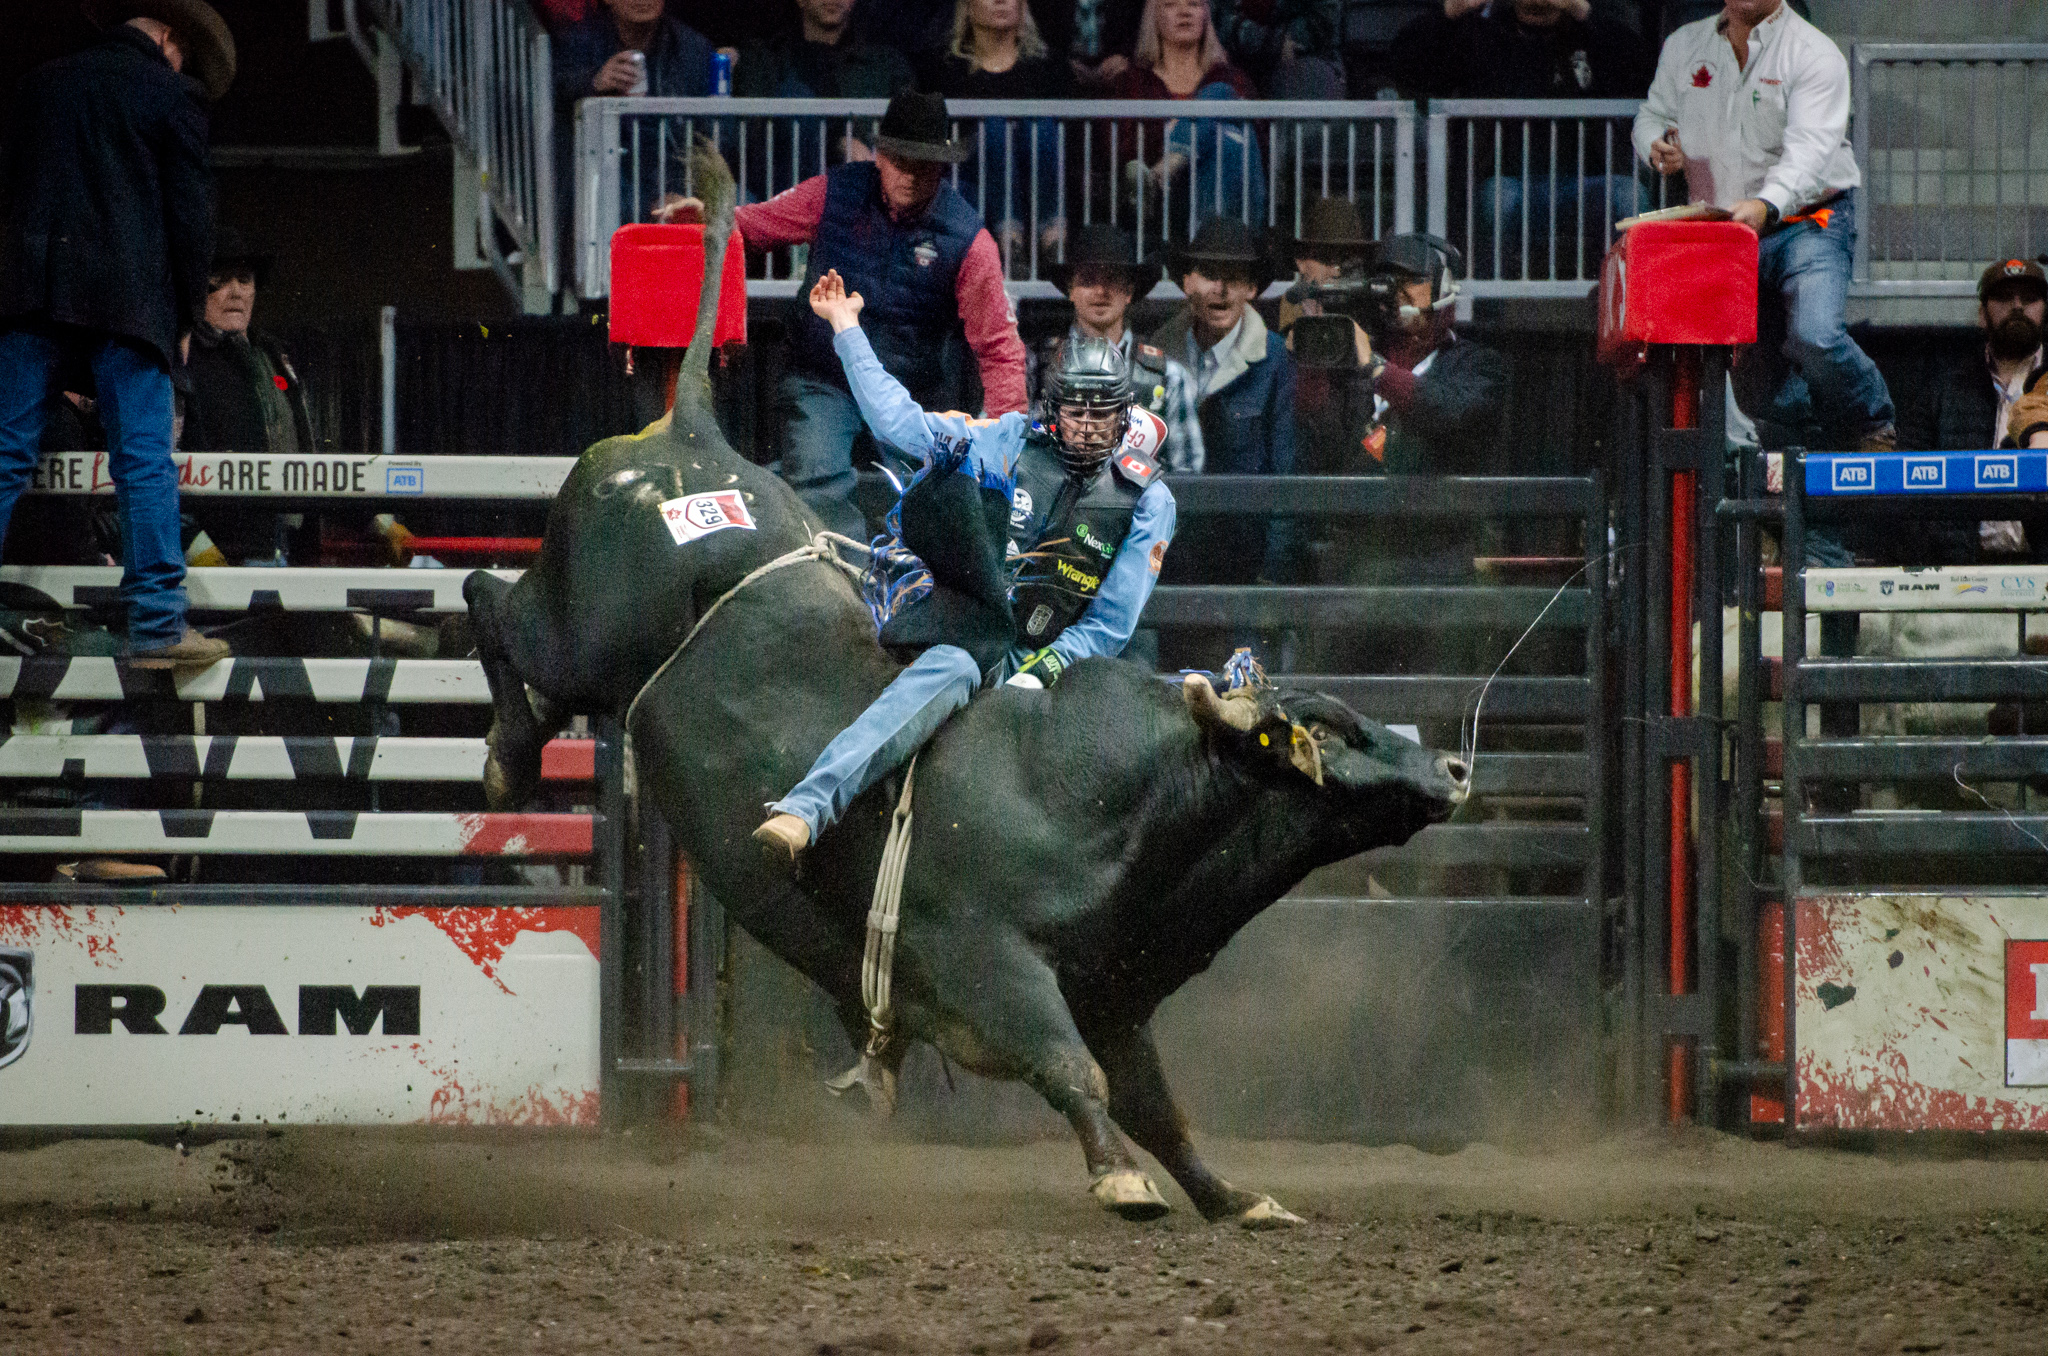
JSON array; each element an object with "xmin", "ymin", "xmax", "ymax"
[
  {"xmin": 0, "ymin": 903, "xmax": 599, "ymax": 1126},
  {"xmin": 1796, "ymin": 893, "xmax": 2048, "ymax": 1131}
]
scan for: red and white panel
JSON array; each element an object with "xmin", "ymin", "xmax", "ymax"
[
  {"xmin": 1795, "ymin": 894, "xmax": 2048, "ymax": 1130},
  {"xmin": 0, "ymin": 903, "xmax": 599, "ymax": 1126}
]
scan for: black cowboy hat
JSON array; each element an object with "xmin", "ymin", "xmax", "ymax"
[
  {"xmin": 1044, "ymin": 224, "xmax": 1162, "ymax": 297},
  {"xmin": 1284, "ymin": 196, "xmax": 1371, "ymax": 264},
  {"xmin": 209, "ymin": 225, "xmax": 272, "ymax": 286},
  {"xmin": 872, "ymin": 91, "xmax": 971, "ymax": 165},
  {"xmin": 83, "ymin": 0, "xmax": 236, "ymax": 101},
  {"xmin": 1166, "ymin": 218, "xmax": 1277, "ymax": 294}
]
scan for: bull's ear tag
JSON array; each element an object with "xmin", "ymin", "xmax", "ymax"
[{"xmin": 1258, "ymin": 732, "xmax": 1270, "ymax": 746}]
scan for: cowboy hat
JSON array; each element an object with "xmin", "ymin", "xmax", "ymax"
[
  {"xmin": 208, "ymin": 225, "xmax": 272, "ymax": 286},
  {"xmin": 83, "ymin": 0, "xmax": 236, "ymax": 101},
  {"xmin": 871, "ymin": 91, "xmax": 971, "ymax": 165},
  {"xmin": 1284, "ymin": 196, "xmax": 1371, "ymax": 264},
  {"xmin": 1044, "ymin": 224, "xmax": 1162, "ymax": 297},
  {"xmin": 1166, "ymin": 217, "xmax": 1277, "ymax": 294}
]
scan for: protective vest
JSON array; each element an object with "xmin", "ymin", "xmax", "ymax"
[
  {"xmin": 793, "ymin": 162, "xmax": 983, "ymax": 405},
  {"xmin": 1006, "ymin": 430, "xmax": 1158, "ymax": 645},
  {"xmin": 1128, "ymin": 342, "xmax": 1173, "ymax": 419}
]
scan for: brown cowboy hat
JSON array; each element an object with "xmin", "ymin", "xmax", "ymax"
[
  {"xmin": 83, "ymin": 0, "xmax": 236, "ymax": 101},
  {"xmin": 1044, "ymin": 224, "xmax": 1162, "ymax": 297},
  {"xmin": 1166, "ymin": 218, "xmax": 1277, "ymax": 294},
  {"xmin": 1284, "ymin": 196, "xmax": 1371, "ymax": 263},
  {"xmin": 871, "ymin": 91, "xmax": 971, "ymax": 164}
]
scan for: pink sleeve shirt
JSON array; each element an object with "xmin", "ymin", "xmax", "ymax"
[{"xmin": 733, "ymin": 174, "xmax": 1027, "ymax": 416}]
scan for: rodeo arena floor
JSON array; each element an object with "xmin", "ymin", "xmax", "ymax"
[{"xmin": 17, "ymin": 4, "xmax": 2048, "ymax": 1353}]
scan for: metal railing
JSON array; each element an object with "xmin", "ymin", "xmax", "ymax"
[
  {"xmin": 360, "ymin": 0, "xmax": 557, "ymax": 299},
  {"xmin": 1852, "ymin": 43, "xmax": 2048, "ymax": 296},
  {"xmin": 1424, "ymin": 100, "xmax": 1674, "ymax": 298},
  {"xmin": 573, "ymin": 98, "xmax": 1416, "ymax": 298}
]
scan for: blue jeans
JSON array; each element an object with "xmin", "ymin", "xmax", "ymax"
[
  {"xmin": 774, "ymin": 374, "xmax": 873, "ymax": 542},
  {"xmin": 0, "ymin": 326, "xmax": 187, "ymax": 647},
  {"xmin": 769, "ymin": 642, "xmax": 984, "ymax": 835},
  {"xmin": 1750, "ymin": 190, "xmax": 1894, "ymax": 445},
  {"xmin": 1165, "ymin": 85, "xmax": 1268, "ymax": 230},
  {"xmin": 1477, "ymin": 173, "xmax": 1642, "ymax": 280}
]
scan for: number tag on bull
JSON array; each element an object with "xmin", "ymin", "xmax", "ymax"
[{"xmin": 659, "ymin": 490, "xmax": 756, "ymax": 545}]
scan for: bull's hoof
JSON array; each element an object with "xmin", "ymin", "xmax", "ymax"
[
  {"xmin": 1091, "ymin": 1169, "xmax": 1170, "ymax": 1222},
  {"xmin": 482, "ymin": 725, "xmax": 537, "ymax": 811},
  {"xmin": 1235, "ymin": 1195, "xmax": 1304, "ymax": 1231}
]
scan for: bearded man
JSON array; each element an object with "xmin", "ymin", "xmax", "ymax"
[{"xmin": 1894, "ymin": 257, "xmax": 2048, "ymax": 563}]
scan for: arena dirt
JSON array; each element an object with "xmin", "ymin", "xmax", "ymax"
[{"xmin": 4, "ymin": 1125, "xmax": 2047, "ymax": 1353}]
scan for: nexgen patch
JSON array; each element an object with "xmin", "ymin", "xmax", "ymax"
[{"xmin": 660, "ymin": 490, "xmax": 756, "ymax": 545}]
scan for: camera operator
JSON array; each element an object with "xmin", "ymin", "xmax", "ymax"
[{"xmin": 1282, "ymin": 233, "xmax": 1507, "ymax": 479}]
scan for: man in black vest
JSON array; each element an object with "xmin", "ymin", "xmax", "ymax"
[
  {"xmin": 752, "ymin": 269, "xmax": 1176, "ymax": 859},
  {"xmin": 0, "ymin": 0, "xmax": 234, "ymax": 668},
  {"xmin": 689, "ymin": 93, "xmax": 1029, "ymax": 540}
]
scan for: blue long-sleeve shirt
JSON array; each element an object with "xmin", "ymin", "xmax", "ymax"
[{"xmin": 834, "ymin": 325, "xmax": 1176, "ymax": 669}]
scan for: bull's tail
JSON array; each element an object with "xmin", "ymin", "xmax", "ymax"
[{"xmin": 676, "ymin": 138, "xmax": 737, "ymax": 411}]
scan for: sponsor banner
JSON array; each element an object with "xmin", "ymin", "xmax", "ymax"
[
  {"xmin": 1805, "ymin": 567, "xmax": 2048, "ymax": 612},
  {"xmin": 0, "ymin": 811, "xmax": 592, "ymax": 856},
  {"xmin": 659, "ymin": 491, "xmax": 756, "ymax": 546},
  {"xmin": 1805, "ymin": 451, "xmax": 2048, "ymax": 497},
  {"xmin": 1795, "ymin": 894, "xmax": 2048, "ymax": 1130},
  {"xmin": 0, "ymin": 903, "xmax": 599, "ymax": 1126},
  {"xmin": 0, "ymin": 734, "xmax": 592, "ymax": 784},
  {"xmin": 26, "ymin": 453, "xmax": 574, "ymax": 501}
]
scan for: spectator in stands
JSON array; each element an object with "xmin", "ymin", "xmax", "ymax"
[
  {"xmin": 918, "ymin": 0, "xmax": 1075, "ymax": 269},
  {"xmin": 1147, "ymin": 218, "xmax": 1300, "ymax": 583},
  {"xmin": 1032, "ymin": 224, "xmax": 1205, "ymax": 471},
  {"xmin": 1111, "ymin": 0, "xmax": 1266, "ymax": 232},
  {"xmin": 0, "ymin": 0, "xmax": 233, "ymax": 670},
  {"xmin": 1892, "ymin": 258, "xmax": 2048, "ymax": 563},
  {"xmin": 1211, "ymin": 0, "xmax": 1345, "ymax": 99},
  {"xmin": 1395, "ymin": 0, "xmax": 1651, "ymax": 280},
  {"xmin": 1635, "ymin": 0, "xmax": 1896, "ymax": 453},
  {"xmin": 666, "ymin": 93, "xmax": 1028, "ymax": 539},
  {"xmin": 734, "ymin": 0, "xmax": 914, "ymax": 101},
  {"xmin": 733, "ymin": 0, "xmax": 914, "ymax": 201},
  {"xmin": 556, "ymin": 0, "xmax": 715, "ymax": 104},
  {"xmin": 1057, "ymin": 0, "xmax": 1150, "ymax": 89}
]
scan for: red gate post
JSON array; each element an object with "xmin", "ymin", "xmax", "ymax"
[{"xmin": 1598, "ymin": 220, "xmax": 1758, "ymax": 1123}]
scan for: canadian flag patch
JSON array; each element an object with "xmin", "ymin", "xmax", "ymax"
[
  {"xmin": 659, "ymin": 490, "xmax": 756, "ymax": 545},
  {"xmin": 1691, "ymin": 64, "xmax": 1712, "ymax": 88}
]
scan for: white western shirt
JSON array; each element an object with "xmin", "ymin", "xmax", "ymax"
[{"xmin": 1631, "ymin": 3, "xmax": 1860, "ymax": 216}]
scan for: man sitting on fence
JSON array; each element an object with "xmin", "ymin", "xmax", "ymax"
[
  {"xmin": 1032, "ymin": 224, "xmax": 1205, "ymax": 473},
  {"xmin": 1634, "ymin": 0, "xmax": 1896, "ymax": 453},
  {"xmin": 663, "ymin": 93, "xmax": 1028, "ymax": 542}
]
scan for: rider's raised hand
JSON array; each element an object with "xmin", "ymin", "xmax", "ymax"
[{"xmin": 809, "ymin": 269, "xmax": 865, "ymax": 333}]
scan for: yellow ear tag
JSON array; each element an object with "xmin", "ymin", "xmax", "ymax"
[{"xmin": 1259, "ymin": 732, "xmax": 1270, "ymax": 746}]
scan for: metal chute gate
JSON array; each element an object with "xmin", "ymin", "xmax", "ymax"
[{"xmin": 0, "ymin": 453, "xmax": 714, "ymax": 1131}]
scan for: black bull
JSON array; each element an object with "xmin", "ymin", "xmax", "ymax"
[{"xmin": 463, "ymin": 150, "xmax": 1470, "ymax": 1224}]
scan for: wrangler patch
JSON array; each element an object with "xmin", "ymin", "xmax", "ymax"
[
  {"xmin": 659, "ymin": 490, "xmax": 756, "ymax": 545},
  {"xmin": 1055, "ymin": 559, "xmax": 1101, "ymax": 592}
]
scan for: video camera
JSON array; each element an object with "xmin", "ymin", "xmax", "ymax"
[{"xmin": 1281, "ymin": 234, "xmax": 1464, "ymax": 370}]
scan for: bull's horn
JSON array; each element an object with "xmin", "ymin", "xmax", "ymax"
[
  {"xmin": 1288, "ymin": 723, "xmax": 1324, "ymax": 786},
  {"xmin": 1182, "ymin": 672, "xmax": 1258, "ymax": 732}
]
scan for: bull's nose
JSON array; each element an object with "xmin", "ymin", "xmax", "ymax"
[{"xmin": 1439, "ymin": 754, "xmax": 1471, "ymax": 802}]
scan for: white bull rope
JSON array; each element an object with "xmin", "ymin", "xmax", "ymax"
[{"xmin": 825, "ymin": 753, "xmax": 918, "ymax": 1117}]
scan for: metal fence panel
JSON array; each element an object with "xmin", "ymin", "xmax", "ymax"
[{"xmin": 572, "ymin": 98, "xmax": 1415, "ymax": 298}]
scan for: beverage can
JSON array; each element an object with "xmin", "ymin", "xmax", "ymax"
[
  {"xmin": 711, "ymin": 49, "xmax": 732, "ymax": 97},
  {"xmin": 626, "ymin": 50, "xmax": 648, "ymax": 96}
]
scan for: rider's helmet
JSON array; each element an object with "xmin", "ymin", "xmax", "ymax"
[{"xmin": 1047, "ymin": 337, "xmax": 1133, "ymax": 478}]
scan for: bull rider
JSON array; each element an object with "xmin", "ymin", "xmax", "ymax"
[{"xmin": 752, "ymin": 268, "xmax": 1177, "ymax": 858}]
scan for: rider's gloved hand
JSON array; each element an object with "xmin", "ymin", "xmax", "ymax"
[{"xmin": 1007, "ymin": 646, "xmax": 1066, "ymax": 689}]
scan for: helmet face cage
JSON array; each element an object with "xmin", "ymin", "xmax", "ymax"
[{"xmin": 1050, "ymin": 338, "xmax": 1133, "ymax": 476}]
